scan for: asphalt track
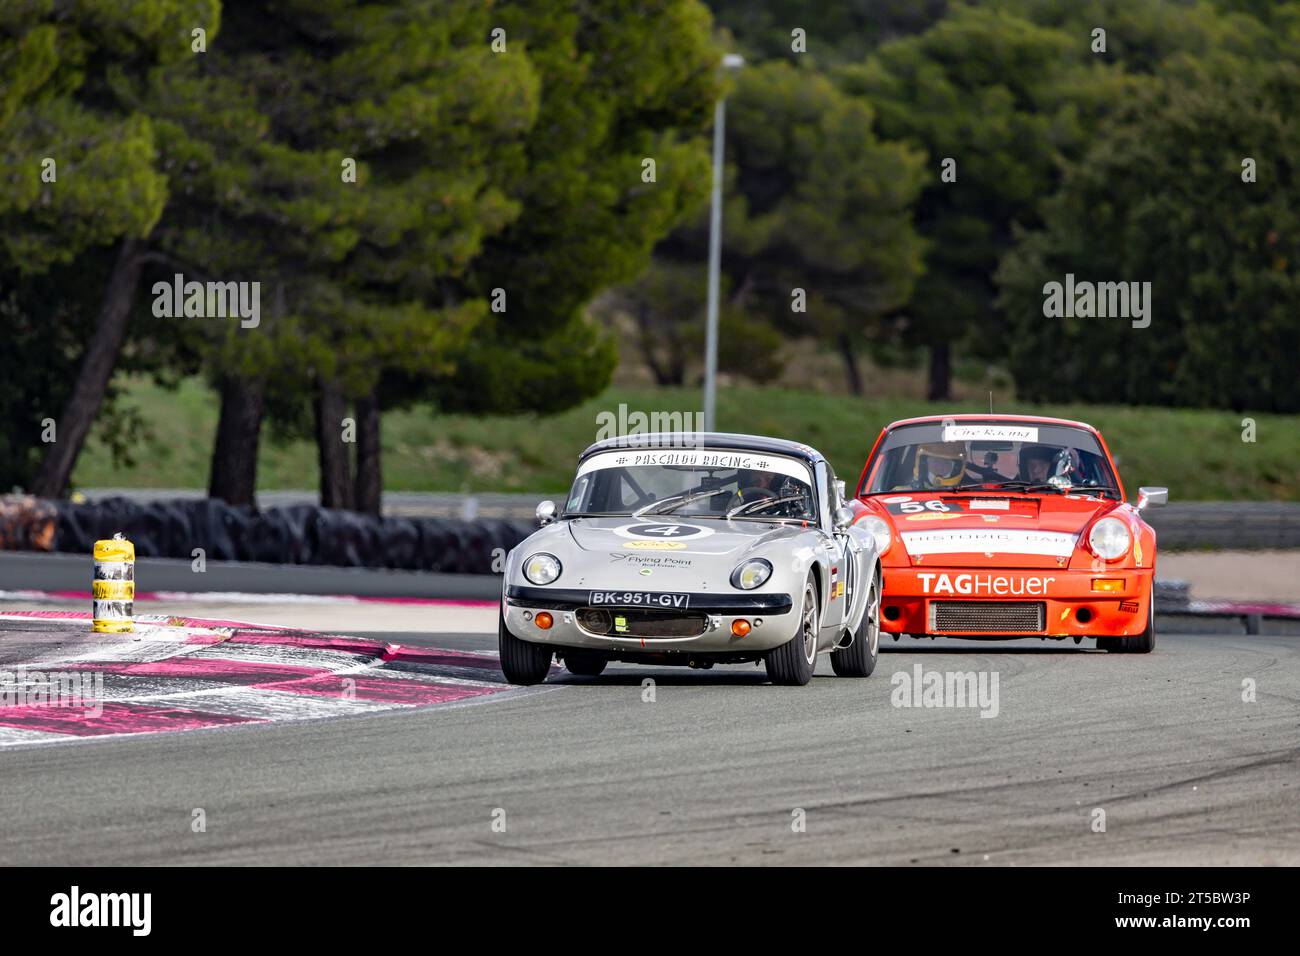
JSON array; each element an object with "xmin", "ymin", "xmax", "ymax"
[{"xmin": 0, "ymin": 616, "xmax": 1295, "ymax": 865}]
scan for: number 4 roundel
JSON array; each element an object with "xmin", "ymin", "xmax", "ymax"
[{"xmin": 615, "ymin": 523, "xmax": 715, "ymax": 541}]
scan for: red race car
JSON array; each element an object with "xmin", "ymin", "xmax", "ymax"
[{"xmin": 851, "ymin": 415, "xmax": 1167, "ymax": 652}]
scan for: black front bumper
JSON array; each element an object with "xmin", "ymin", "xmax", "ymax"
[{"xmin": 504, "ymin": 585, "xmax": 794, "ymax": 615}]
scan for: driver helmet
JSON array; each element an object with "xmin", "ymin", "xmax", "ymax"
[
  {"xmin": 914, "ymin": 442, "xmax": 967, "ymax": 488},
  {"xmin": 1018, "ymin": 444, "xmax": 1057, "ymax": 481},
  {"xmin": 737, "ymin": 468, "xmax": 771, "ymax": 487}
]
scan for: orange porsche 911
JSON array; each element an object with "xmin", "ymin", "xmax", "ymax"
[{"xmin": 851, "ymin": 415, "xmax": 1167, "ymax": 652}]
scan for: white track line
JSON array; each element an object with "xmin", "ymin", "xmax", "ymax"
[{"xmin": 138, "ymin": 686, "xmax": 399, "ymax": 720}]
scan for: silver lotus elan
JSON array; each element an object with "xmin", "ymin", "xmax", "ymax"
[{"xmin": 499, "ymin": 433, "xmax": 882, "ymax": 686}]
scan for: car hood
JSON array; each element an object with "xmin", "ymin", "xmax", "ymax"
[
  {"xmin": 872, "ymin": 491, "xmax": 1118, "ymax": 568},
  {"xmin": 565, "ymin": 515, "xmax": 806, "ymax": 557},
  {"xmin": 516, "ymin": 516, "xmax": 811, "ymax": 592}
]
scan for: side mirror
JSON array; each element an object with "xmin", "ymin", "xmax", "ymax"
[
  {"xmin": 834, "ymin": 505, "xmax": 855, "ymax": 531},
  {"xmin": 834, "ymin": 479, "xmax": 846, "ymax": 504},
  {"xmin": 536, "ymin": 500, "xmax": 557, "ymax": 525},
  {"xmin": 1136, "ymin": 487, "xmax": 1168, "ymax": 510}
]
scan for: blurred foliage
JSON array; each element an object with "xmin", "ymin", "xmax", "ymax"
[
  {"xmin": 997, "ymin": 50, "xmax": 1300, "ymax": 412},
  {"xmin": 0, "ymin": 0, "xmax": 219, "ymax": 489},
  {"xmin": 598, "ymin": 251, "xmax": 786, "ymax": 386},
  {"xmin": 0, "ymin": 0, "xmax": 721, "ymax": 492},
  {"xmin": 706, "ymin": 0, "xmax": 949, "ymax": 64},
  {"xmin": 432, "ymin": 0, "xmax": 721, "ymax": 415},
  {"xmin": 3, "ymin": 0, "xmax": 1299, "ymax": 500},
  {"xmin": 136, "ymin": 0, "xmax": 541, "ymax": 414},
  {"xmin": 838, "ymin": 5, "xmax": 1129, "ymax": 397},
  {"xmin": 643, "ymin": 60, "xmax": 926, "ymax": 393}
]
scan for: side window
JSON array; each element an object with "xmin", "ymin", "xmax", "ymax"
[
  {"xmin": 566, "ymin": 475, "xmax": 589, "ymax": 513},
  {"xmin": 815, "ymin": 462, "xmax": 834, "ymax": 529}
]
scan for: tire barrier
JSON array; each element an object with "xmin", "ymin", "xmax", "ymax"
[
  {"xmin": 1153, "ymin": 579, "xmax": 1190, "ymax": 613},
  {"xmin": 0, "ymin": 495, "xmax": 57, "ymax": 552},
  {"xmin": 1144, "ymin": 502, "xmax": 1300, "ymax": 550},
  {"xmin": 37, "ymin": 497, "xmax": 535, "ymax": 575}
]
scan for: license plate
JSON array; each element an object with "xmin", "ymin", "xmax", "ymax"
[{"xmin": 589, "ymin": 591, "xmax": 691, "ymax": 609}]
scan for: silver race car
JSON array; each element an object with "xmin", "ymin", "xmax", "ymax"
[{"xmin": 499, "ymin": 433, "xmax": 882, "ymax": 686}]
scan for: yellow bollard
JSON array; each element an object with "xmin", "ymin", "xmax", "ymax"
[{"xmin": 92, "ymin": 533, "xmax": 135, "ymax": 634}]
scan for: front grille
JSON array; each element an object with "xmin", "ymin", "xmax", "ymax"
[
  {"xmin": 575, "ymin": 607, "xmax": 707, "ymax": 639},
  {"xmin": 930, "ymin": 601, "xmax": 1044, "ymax": 633}
]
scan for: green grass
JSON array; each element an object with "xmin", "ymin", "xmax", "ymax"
[{"xmin": 73, "ymin": 376, "xmax": 1299, "ymax": 500}]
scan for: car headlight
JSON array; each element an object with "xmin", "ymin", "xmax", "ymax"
[
  {"xmin": 1087, "ymin": 517, "xmax": 1131, "ymax": 560},
  {"xmin": 731, "ymin": 558, "xmax": 773, "ymax": 590},
  {"xmin": 858, "ymin": 515, "xmax": 892, "ymax": 554},
  {"xmin": 523, "ymin": 552, "xmax": 562, "ymax": 585}
]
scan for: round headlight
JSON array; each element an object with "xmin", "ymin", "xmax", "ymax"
[
  {"xmin": 523, "ymin": 552, "xmax": 562, "ymax": 585},
  {"xmin": 858, "ymin": 515, "xmax": 892, "ymax": 554},
  {"xmin": 1088, "ymin": 517, "xmax": 1131, "ymax": 560},
  {"xmin": 731, "ymin": 558, "xmax": 773, "ymax": 590}
]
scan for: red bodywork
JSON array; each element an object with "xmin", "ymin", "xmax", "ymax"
[{"xmin": 852, "ymin": 415, "xmax": 1157, "ymax": 643}]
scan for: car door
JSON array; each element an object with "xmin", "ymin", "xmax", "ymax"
[
  {"xmin": 815, "ymin": 461, "xmax": 851, "ymax": 634},
  {"xmin": 830, "ymin": 466, "xmax": 874, "ymax": 637}
]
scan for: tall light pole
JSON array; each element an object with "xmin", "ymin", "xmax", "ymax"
[{"xmin": 703, "ymin": 53, "xmax": 744, "ymax": 434}]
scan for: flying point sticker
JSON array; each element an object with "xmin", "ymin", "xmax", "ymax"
[
  {"xmin": 609, "ymin": 553, "xmax": 693, "ymax": 567},
  {"xmin": 941, "ymin": 424, "xmax": 1039, "ymax": 443}
]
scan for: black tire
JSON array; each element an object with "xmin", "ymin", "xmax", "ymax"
[
  {"xmin": 1101, "ymin": 582, "xmax": 1156, "ymax": 654},
  {"xmin": 498, "ymin": 606, "xmax": 553, "ymax": 685},
  {"xmin": 765, "ymin": 578, "xmax": 819, "ymax": 686},
  {"xmin": 564, "ymin": 651, "xmax": 608, "ymax": 676},
  {"xmin": 831, "ymin": 569, "xmax": 880, "ymax": 677},
  {"xmin": 1128, "ymin": 585, "xmax": 1156, "ymax": 653}
]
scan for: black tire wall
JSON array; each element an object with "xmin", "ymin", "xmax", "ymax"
[{"xmin": 47, "ymin": 497, "xmax": 535, "ymax": 574}]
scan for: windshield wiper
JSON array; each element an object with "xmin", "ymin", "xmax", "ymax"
[
  {"xmin": 726, "ymin": 494, "xmax": 810, "ymax": 519},
  {"xmin": 976, "ymin": 480, "xmax": 1067, "ymax": 494},
  {"xmin": 636, "ymin": 487, "xmax": 734, "ymax": 516}
]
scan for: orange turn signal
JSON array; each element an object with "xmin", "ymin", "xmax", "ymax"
[
  {"xmin": 1091, "ymin": 578, "xmax": 1125, "ymax": 592},
  {"xmin": 731, "ymin": 619, "xmax": 751, "ymax": 637},
  {"xmin": 535, "ymin": 612, "xmax": 554, "ymax": 629}
]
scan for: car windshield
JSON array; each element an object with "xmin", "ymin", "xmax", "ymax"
[
  {"xmin": 564, "ymin": 448, "xmax": 817, "ymax": 521},
  {"xmin": 861, "ymin": 421, "xmax": 1119, "ymax": 499}
]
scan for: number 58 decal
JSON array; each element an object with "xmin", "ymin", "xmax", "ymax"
[{"xmin": 897, "ymin": 500, "xmax": 950, "ymax": 514}]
